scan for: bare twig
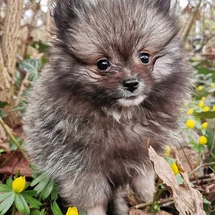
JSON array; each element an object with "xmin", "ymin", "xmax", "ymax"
[
  {"xmin": 15, "ymin": 72, "xmax": 29, "ymax": 106},
  {"xmin": 134, "ymin": 197, "xmax": 174, "ymax": 209},
  {"xmin": 182, "ymin": 0, "xmax": 202, "ymax": 40},
  {"xmin": 189, "ymin": 162, "xmax": 215, "ymax": 177},
  {"xmin": 178, "ymin": 142, "xmax": 193, "ymax": 172}
]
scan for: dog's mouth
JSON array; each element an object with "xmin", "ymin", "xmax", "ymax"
[
  {"xmin": 124, "ymin": 96, "xmax": 138, "ymax": 100},
  {"xmin": 117, "ymin": 95, "xmax": 145, "ymax": 107}
]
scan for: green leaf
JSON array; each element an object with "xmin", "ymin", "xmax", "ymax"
[
  {"xmin": 0, "ymin": 192, "xmax": 15, "ymax": 215},
  {"xmin": 50, "ymin": 184, "xmax": 58, "ymax": 201},
  {"xmin": 176, "ymin": 174, "xmax": 184, "ymax": 185},
  {"xmin": 79, "ymin": 212, "xmax": 87, "ymax": 215},
  {"xmin": 22, "ymin": 193, "xmax": 42, "ymax": 209},
  {"xmin": 6, "ymin": 177, "xmax": 13, "ymax": 187},
  {"xmin": 194, "ymin": 111, "xmax": 215, "ymax": 119},
  {"xmin": 24, "ymin": 190, "xmax": 37, "ymax": 196},
  {"xmin": 0, "ymin": 149, "xmax": 4, "ymax": 154},
  {"xmin": 19, "ymin": 59, "xmax": 41, "ymax": 81},
  {"xmin": 0, "ymin": 110, "xmax": 7, "ymax": 118},
  {"xmin": 33, "ymin": 175, "xmax": 50, "ymax": 195},
  {"xmin": 30, "ymin": 209, "xmax": 41, "ymax": 215},
  {"xmin": 30, "ymin": 209, "xmax": 44, "ymax": 215},
  {"xmin": 0, "ymin": 184, "xmax": 12, "ymax": 192},
  {"xmin": 41, "ymin": 179, "xmax": 54, "ymax": 200},
  {"xmin": 40, "ymin": 208, "xmax": 46, "ymax": 215},
  {"xmin": 203, "ymin": 197, "xmax": 211, "ymax": 205},
  {"xmin": 9, "ymin": 136, "xmax": 22, "ymax": 151},
  {"xmin": 31, "ymin": 209, "xmax": 46, "ymax": 215},
  {"xmin": 31, "ymin": 40, "xmax": 49, "ymax": 53},
  {"xmin": 15, "ymin": 193, "xmax": 30, "ymax": 214},
  {"xmin": 51, "ymin": 202, "xmax": 63, "ymax": 215},
  {"xmin": 0, "ymin": 101, "xmax": 8, "ymax": 108},
  {"xmin": 0, "ymin": 192, "xmax": 13, "ymax": 202},
  {"xmin": 31, "ymin": 173, "xmax": 47, "ymax": 187}
]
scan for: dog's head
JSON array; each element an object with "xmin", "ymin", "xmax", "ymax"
[{"xmin": 51, "ymin": 0, "xmax": 182, "ymax": 108}]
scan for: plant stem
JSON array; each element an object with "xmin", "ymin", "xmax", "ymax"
[
  {"xmin": 150, "ymin": 179, "xmax": 164, "ymax": 213},
  {"xmin": 0, "ymin": 117, "xmax": 29, "ymax": 161},
  {"xmin": 189, "ymin": 162, "xmax": 215, "ymax": 177},
  {"xmin": 182, "ymin": 0, "xmax": 202, "ymax": 41},
  {"xmin": 12, "ymin": 204, "xmax": 16, "ymax": 215}
]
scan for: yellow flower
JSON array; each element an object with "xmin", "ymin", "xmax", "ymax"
[
  {"xmin": 164, "ymin": 145, "xmax": 171, "ymax": 157},
  {"xmin": 186, "ymin": 119, "xmax": 196, "ymax": 129},
  {"xmin": 202, "ymin": 122, "xmax": 208, "ymax": 129},
  {"xmin": 197, "ymin": 85, "xmax": 204, "ymax": 91},
  {"xmin": 211, "ymin": 83, "xmax": 215, "ymax": 88},
  {"xmin": 198, "ymin": 101, "xmax": 204, "ymax": 108},
  {"xmin": 66, "ymin": 207, "xmax": 79, "ymax": 215},
  {"xmin": 199, "ymin": 136, "xmax": 207, "ymax": 145},
  {"xmin": 12, "ymin": 176, "xmax": 26, "ymax": 193},
  {"xmin": 171, "ymin": 162, "xmax": 179, "ymax": 175},
  {"xmin": 213, "ymin": 106, "xmax": 215, "ymax": 111},
  {"xmin": 203, "ymin": 106, "xmax": 210, "ymax": 112},
  {"xmin": 187, "ymin": 108, "xmax": 193, "ymax": 115},
  {"xmin": 201, "ymin": 97, "xmax": 206, "ymax": 101}
]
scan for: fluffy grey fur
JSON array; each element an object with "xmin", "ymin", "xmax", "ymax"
[{"xmin": 24, "ymin": 0, "xmax": 191, "ymax": 214}]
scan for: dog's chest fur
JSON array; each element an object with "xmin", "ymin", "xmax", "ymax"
[{"xmin": 73, "ymin": 109, "xmax": 166, "ymax": 186}]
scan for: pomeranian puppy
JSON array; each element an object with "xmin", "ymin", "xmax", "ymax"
[{"xmin": 24, "ymin": 0, "xmax": 191, "ymax": 214}]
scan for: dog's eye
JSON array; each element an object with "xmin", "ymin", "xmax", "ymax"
[
  {"xmin": 140, "ymin": 52, "xmax": 150, "ymax": 65},
  {"xmin": 97, "ymin": 59, "xmax": 110, "ymax": 71}
]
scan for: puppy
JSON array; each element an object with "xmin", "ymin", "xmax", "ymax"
[{"xmin": 24, "ymin": 0, "xmax": 191, "ymax": 214}]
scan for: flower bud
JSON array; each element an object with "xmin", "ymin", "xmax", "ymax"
[
  {"xmin": 171, "ymin": 162, "xmax": 179, "ymax": 175},
  {"xmin": 66, "ymin": 207, "xmax": 79, "ymax": 215},
  {"xmin": 186, "ymin": 119, "xmax": 196, "ymax": 129},
  {"xmin": 202, "ymin": 122, "xmax": 208, "ymax": 129},
  {"xmin": 199, "ymin": 136, "xmax": 207, "ymax": 145},
  {"xmin": 12, "ymin": 176, "xmax": 26, "ymax": 193}
]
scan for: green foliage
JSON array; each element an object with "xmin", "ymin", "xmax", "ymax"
[
  {"xmin": 0, "ymin": 101, "xmax": 8, "ymax": 118},
  {"xmin": 51, "ymin": 201, "xmax": 63, "ymax": 215},
  {"xmin": 14, "ymin": 58, "xmax": 43, "ymax": 114},
  {"xmin": 19, "ymin": 59, "xmax": 41, "ymax": 82},
  {"xmin": 31, "ymin": 173, "xmax": 56, "ymax": 200},
  {"xmin": 0, "ymin": 177, "xmax": 44, "ymax": 215},
  {"xmin": 9, "ymin": 136, "xmax": 22, "ymax": 151},
  {"xmin": 31, "ymin": 40, "xmax": 49, "ymax": 54}
]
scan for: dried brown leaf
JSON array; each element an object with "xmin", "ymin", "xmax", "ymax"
[
  {"xmin": 129, "ymin": 209, "xmax": 171, "ymax": 215},
  {"xmin": 148, "ymin": 146, "xmax": 206, "ymax": 215},
  {"xmin": 0, "ymin": 124, "xmax": 7, "ymax": 143},
  {"xmin": 129, "ymin": 208, "xmax": 149, "ymax": 215},
  {"xmin": 0, "ymin": 151, "xmax": 31, "ymax": 176}
]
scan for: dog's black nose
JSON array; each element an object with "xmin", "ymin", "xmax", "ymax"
[{"xmin": 123, "ymin": 79, "xmax": 139, "ymax": 92}]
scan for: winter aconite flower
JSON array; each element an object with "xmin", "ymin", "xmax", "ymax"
[
  {"xmin": 199, "ymin": 136, "xmax": 207, "ymax": 145},
  {"xmin": 171, "ymin": 162, "xmax": 179, "ymax": 175},
  {"xmin": 186, "ymin": 119, "xmax": 196, "ymax": 129},
  {"xmin": 202, "ymin": 122, "xmax": 208, "ymax": 129},
  {"xmin": 201, "ymin": 97, "xmax": 206, "ymax": 101},
  {"xmin": 211, "ymin": 83, "xmax": 215, "ymax": 88},
  {"xmin": 197, "ymin": 85, "xmax": 204, "ymax": 91},
  {"xmin": 187, "ymin": 108, "xmax": 193, "ymax": 115},
  {"xmin": 66, "ymin": 207, "xmax": 79, "ymax": 215},
  {"xmin": 164, "ymin": 145, "xmax": 171, "ymax": 157},
  {"xmin": 203, "ymin": 106, "xmax": 210, "ymax": 112},
  {"xmin": 213, "ymin": 106, "xmax": 215, "ymax": 111},
  {"xmin": 198, "ymin": 101, "xmax": 204, "ymax": 108},
  {"xmin": 12, "ymin": 176, "xmax": 26, "ymax": 193}
]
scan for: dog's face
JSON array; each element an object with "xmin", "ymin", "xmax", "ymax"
[{"xmin": 53, "ymin": 0, "xmax": 181, "ymax": 108}]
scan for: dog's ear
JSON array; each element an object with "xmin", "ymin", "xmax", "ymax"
[
  {"xmin": 154, "ymin": 0, "xmax": 171, "ymax": 12},
  {"xmin": 53, "ymin": 0, "xmax": 82, "ymax": 36}
]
